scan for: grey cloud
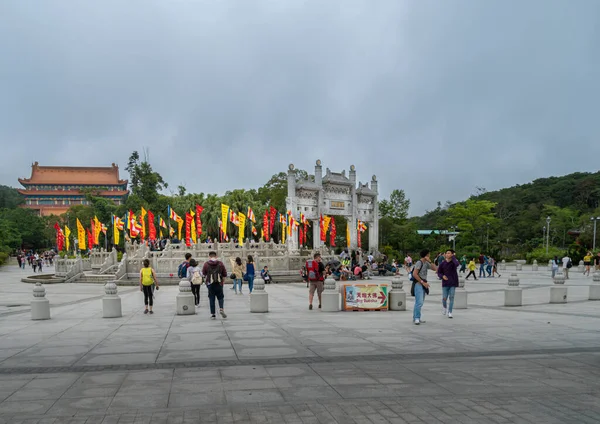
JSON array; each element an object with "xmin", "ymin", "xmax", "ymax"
[{"xmin": 1, "ymin": 0, "xmax": 599, "ymax": 215}]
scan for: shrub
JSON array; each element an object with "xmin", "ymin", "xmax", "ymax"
[
  {"xmin": 525, "ymin": 247, "xmax": 566, "ymax": 264},
  {"xmin": 0, "ymin": 252, "xmax": 8, "ymax": 266}
]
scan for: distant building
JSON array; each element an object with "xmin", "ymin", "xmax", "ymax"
[{"xmin": 18, "ymin": 162, "xmax": 128, "ymax": 216}]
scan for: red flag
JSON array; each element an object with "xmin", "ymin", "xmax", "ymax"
[
  {"xmin": 319, "ymin": 215, "xmax": 326, "ymax": 242},
  {"xmin": 330, "ymin": 219, "xmax": 336, "ymax": 247},
  {"xmin": 87, "ymin": 228, "xmax": 94, "ymax": 250},
  {"xmin": 90, "ymin": 219, "xmax": 96, "ymax": 245},
  {"xmin": 263, "ymin": 210, "xmax": 270, "ymax": 242},
  {"xmin": 54, "ymin": 222, "xmax": 64, "ymax": 251},
  {"xmin": 185, "ymin": 212, "xmax": 192, "ymax": 247},
  {"xmin": 269, "ymin": 206, "xmax": 277, "ymax": 236},
  {"xmin": 196, "ymin": 205, "xmax": 204, "ymax": 236},
  {"xmin": 299, "ymin": 226, "xmax": 304, "ymax": 246},
  {"xmin": 148, "ymin": 211, "xmax": 156, "ymax": 241}
]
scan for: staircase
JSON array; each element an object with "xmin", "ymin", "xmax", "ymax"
[{"xmin": 77, "ymin": 272, "xmax": 116, "ymax": 284}]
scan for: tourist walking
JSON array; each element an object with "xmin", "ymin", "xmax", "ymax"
[
  {"xmin": 245, "ymin": 255, "xmax": 256, "ymax": 293},
  {"xmin": 562, "ymin": 254, "xmax": 572, "ymax": 279},
  {"xmin": 583, "ymin": 251, "xmax": 592, "ymax": 276},
  {"xmin": 492, "ymin": 258, "xmax": 501, "ymax": 278},
  {"xmin": 465, "ymin": 258, "xmax": 478, "ymax": 280},
  {"xmin": 595, "ymin": 252, "xmax": 600, "ymax": 271},
  {"xmin": 32, "ymin": 254, "xmax": 38, "ymax": 273},
  {"xmin": 306, "ymin": 253, "xmax": 325, "ymax": 310},
  {"xmin": 201, "ymin": 251, "xmax": 228, "ymax": 320},
  {"xmin": 486, "ymin": 257, "xmax": 494, "ymax": 277},
  {"xmin": 459, "ymin": 255, "xmax": 467, "ymax": 274},
  {"xmin": 551, "ymin": 256, "xmax": 560, "ymax": 278},
  {"xmin": 177, "ymin": 253, "xmax": 192, "ymax": 279},
  {"xmin": 187, "ymin": 259, "xmax": 202, "ymax": 307},
  {"xmin": 140, "ymin": 259, "xmax": 159, "ymax": 314},
  {"xmin": 231, "ymin": 257, "xmax": 244, "ymax": 294},
  {"xmin": 412, "ymin": 249, "xmax": 437, "ymax": 325},
  {"xmin": 437, "ymin": 249, "xmax": 459, "ymax": 318},
  {"xmin": 478, "ymin": 253, "xmax": 486, "ymax": 278}
]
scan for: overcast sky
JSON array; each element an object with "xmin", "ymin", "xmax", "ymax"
[{"xmin": 1, "ymin": 1, "xmax": 599, "ymax": 216}]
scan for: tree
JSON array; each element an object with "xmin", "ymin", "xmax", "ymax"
[
  {"xmin": 379, "ymin": 189, "xmax": 410, "ymax": 222},
  {"xmin": 0, "ymin": 186, "xmax": 23, "ymax": 209},
  {"xmin": 125, "ymin": 151, "xmax": 168, "ymax": 207},
  {"xmin": 445, "ymin": 200, "xmax": 498, "ymax": 249}
]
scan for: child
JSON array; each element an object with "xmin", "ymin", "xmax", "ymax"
[
  {"xmin": 140, "ymin": 259, "xmax": 159, "ymax": 314},
  {"xmin": 261, "ymin": 266, "xmax": 272, "ymax": 284}
]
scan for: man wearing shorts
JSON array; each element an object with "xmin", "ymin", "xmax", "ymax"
[{"xmin": 307, "ymin": 253, "xmax": 326, "ymax": 310}]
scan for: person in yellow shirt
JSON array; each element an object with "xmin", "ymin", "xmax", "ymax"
[
  {"xmin": 465, "ymin": 259, "xmax": 478, "ymax": 280},
  {"xmin": 583, "ymin": 251, "xmax": 593, "ymax": 276},
  {"xmin": 140, "ymin": 259, "xmax": 159, "ymax": 314}
]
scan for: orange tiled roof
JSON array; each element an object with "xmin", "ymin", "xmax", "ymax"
[{"xmin": 18, "ymin": 162, "xmax": 128, "ymax": 186}]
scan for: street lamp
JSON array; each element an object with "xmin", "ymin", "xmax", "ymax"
[
  {"xmin": 591, "ymin": 217, "xmax": 600, "ymax": 251},
  {"xmin": 542, "ymin": 226, "xmax": 546, "ymax": 249},
  {"xmin": 486, "ymin": 223, "xmax": 490, "ymax": 252},
  {"xmin": 546, "ymin": 216, "xmax": 551, "ymax": 254},
  {"xmin": 450, "ymin": 225, "xmax": 457, "ymax": 251}
]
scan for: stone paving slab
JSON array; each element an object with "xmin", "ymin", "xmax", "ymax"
[{"xmin": 1, "ymin": 264, "xmax": 600, "ymax": 422}]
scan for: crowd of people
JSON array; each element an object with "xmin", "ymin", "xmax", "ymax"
[{"xmin": 16, "ymin": 250, "xmax": 55, "ymax": 272}]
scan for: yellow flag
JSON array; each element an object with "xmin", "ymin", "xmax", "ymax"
[
  {"xmin": 346, "ymin": 221, "xmax": 351, "ymax": 247},
  {"xmin": 238, "ymin": 212, "xmax": 246, "ymax": 246},
  {"xmin": 94, "ymin": 216, "xmax": 102, "ymax": 245},
  {"xmin": 323, "ymin": 216, "xmax": 332, "ymax": 234},
  {"xmin": 221, "ymin": 204, "xmax": 229, "ymax": 236},
  {"xmin": 113, "ymin": 217, "xmax": 120, "ymax": 246},
  {"xmin": 159, "ymin": 228, "xmax": 163, "ymax": 239},
  {"xmin": 282, "ymin": 223, "xmax": 286, "ymax": 244},
  {"xmin": 140, "ymin": 207, "xmax": 147, "ymax": 239},
  {"xmin": 190, "ymin": 209, "xmax": 197, "ymax": 244},
  {"xmin": 76, "ymin": 218, "xmax": 86, "ymax": 251},
  {"xmin": 65, "ymin": 225, "xmax": 71, "ymax": 251},
  {"xmin": 177, "ymin": 216, "xmax": 184, "ymax": 241}
]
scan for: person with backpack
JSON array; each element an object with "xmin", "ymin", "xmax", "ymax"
[
  {"xmin": 306, "ymin": 253, "xmax": 325, "ymax": 310},
  {"xmin": 140, "ymin": 259, "xmax": 159, "ymax": 314},
  {"xmin": 231, "ymin": 257, "xmax": 244, "ymax": 294},
  {"xmin": 562, "ymin": 254, "xmax": 572, "ymax": 279},
  {"xmin": 187, "ymin": 259, "xmax": 203, "ymax": 307},
  {"xmin": 245, "ymin": 255, "xmax": 256, "ymax": 293},
  {"xmin": 177, "ymin": 253, "xmax": 192, "ymax": 279},
  {"xmin": 201, "ymin": 251, "xmax": 228, "ymax": 320},
  {"xmin": 411, "ymin": 249, "xmax": 438, "ymax": 325}
]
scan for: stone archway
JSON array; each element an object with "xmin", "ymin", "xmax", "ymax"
[{"xmin": 286, "ymin": 160, "xmax": 379, "ymax": 252}]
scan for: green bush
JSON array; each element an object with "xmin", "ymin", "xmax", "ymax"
[
  {"xmin": 0, "ymin": 252, "xmax": 8, "ymax": 265},
  {"xmin": 526, "ymin": 247, "xmax": 566, "ymax": 264}
]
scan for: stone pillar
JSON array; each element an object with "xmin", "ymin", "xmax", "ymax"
[
  {"xmin": 550, "ymin": 272, "xmax": 567, "ymax": 304},
  {"xmin": 499, "ymin": 259, "xmax": 506, "ymax": 271},
  {"xmin": 389, "ymin": 276, "xmax": 406, "ymax": 311},
  {"xmin": 504, "ymin": 273, "xmax": 522, "ymax": 306},
  {"xmin": 312, "ymin": 219, "xmax": 321, "ymax": 250},
  {"xmin": 577, "ymin": 260, "xmax": 585, "ymax": 273},
  {"xmin": 368, "ymin": 175, "xmax": 379, "ymax": 253},
  {"xmin": 321, "ymin": 276, "xmax": 340, "ymax": 311},
  {"xmin": 349, "ymin": 165, "xmax": 358, "ymax": 250},
  {"xmin": 286, "ymin": 164, "xmax": 298, "ymax": 252},
  {"xmin": 250, "ymin": 276, "xmax": 268, "ymax": 313},
  {"xmin": 516, "ymin": 263, "xmax": 523, "ymax": 271},
  {"xmin": 454, "ymin": 276, "xmax": 467, "ymax": 309},
  {"xmin": 589, "ymin": 271, "xmax": 600, "ymax": 300},
  {"xmin": 532, "ymin": 260, "xmax": 538, "ymax": 271},
  {"xmin": 31, "ymin": 283, "xmax": 50, "ymax": 320},
  {"xmin": 176, "ymin": 280, "xmax": 195, "ymax": 315},
  {"xmin": 102, "ymin": 281, "xmax": 122, "ymax": 318}
]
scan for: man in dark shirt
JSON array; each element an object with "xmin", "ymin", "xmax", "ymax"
[
  {"xmin": 437, "ymin": 249, "xmax": 460, "ymax": 319},
  {"xmin": 478, "ymin": 253, "xmax": 486, "ymax": 279}
]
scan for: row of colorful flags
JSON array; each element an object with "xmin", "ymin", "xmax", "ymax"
[{"xmin": 53, "ymin": 205, "xmax": 369, "ymax": 251}]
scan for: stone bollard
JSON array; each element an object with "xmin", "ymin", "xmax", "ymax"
[
  {"xmin": 516, "ymin": 263, "xmax": 523, "ymax": 271},
  {"xmin": 176, "ymin": 280, "xmax": 195, "ymax": 315},
  {"xmin": 389, "ymin": 277, "xmax": 406, "ymax": 311},
  {"xmin": 102, "ymin": 282, "xmax": 122, "ymax": 318},
  {"xmin": 454, "ymin": 277, "xmax": 468, "ymax": 309},
  {"xmin": 532, "ymin": 260, "xmax": 538, "ymax": 272},
  {"xmin": 550, "ymin": 272, "xmax": 567, "ymax": 304},
  {"xmin": 499, "ymin": 259, "xmax": 506, "ymax": 271},
  {"xmin": 321, "ymin": 276, "xmax": 340, "ymax": 312},
  {"xmin": 250, "ymin": 276, "xmax": 268, "ymax": 313},
  {"xmin": 547, "ymin": 260, "xmax": 553, "ymax": 272},
  {"xmin": 590, "ymin": 271, "xmax": 600, "ymax": 300},
  {"xmin": 578, "ymin": 260, "xmax": 585, "ymax": 273},
  {"xmin": 504, "ymin": 273, "xmax": 522, "ymax": 306},
  {"xmin": 31, "ymin": 283, "xmax": 50, "ymax": 320}
]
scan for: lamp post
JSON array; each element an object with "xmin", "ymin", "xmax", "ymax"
[
  {"xmin": 542, "ymin": 226, "xmax": 546, "ymax": 250},
  {"xmin": 546, "ymin": 216, "xmax": 551, "ymax": 254},
  {"xmin": 486, "ymin": 223, "xmax": 490, "ymax": 252},
  {"xmin": 450, "ymin": 225, "xmax": 457, "ymax": 251},
  {"xmin": 591, "ymin": 217, "xmax": 600, "ymax": 251}
]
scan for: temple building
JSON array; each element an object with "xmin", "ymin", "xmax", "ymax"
[{"xmin": 18, "ymin": 162, "xmax": 129, "ymax": 216}]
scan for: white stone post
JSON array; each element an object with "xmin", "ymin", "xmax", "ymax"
[
  {"xmin": 31, "ymin": 283, "xmax": 50, "ymax": 320},
  {"xmin": 389, "ymin": 276, "xmax": 406, "ymax": 311},
  {"xmin": 516, "ymin": 263, "xmax": 523, "ymax": 271},
  {"xmin": 577, "ymin": 260, "xmax": 585, "ymax": 273},
  {"xmin": 102, "ymin": 282, "xmax": 122, "ymax": 318},
  {"xmin": 532, "ymin": 260, "xmax": 538, "ymax": 271},
  {"xmin": 250, "ymin": 276, "xmax": 269, "ymax": 313},
  {"xmin": 321, "ymin": 276, "xmax": 340, "ymax": 312},
  {"xmin": 550, "ymin": 272, "xmax": 567, "ymax": 304},
  {"xmin": 589, "ymin": 271, "xmax": 600, "ymax": 300},
  {"xmin": 454, "ymin": 276, "xmax": 467, "ymax": 309},
  {"xmin": 499, "ymin": 259, "xmax": 506, "ymax": 271},
  {"xmin": 176, "ymin": 280, "xmax": 195, "ymax": 315},
  {"xmin": 504, "ymin": 273, "xmax": 522, "ymax": 306}
]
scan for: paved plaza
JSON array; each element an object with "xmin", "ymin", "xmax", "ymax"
[{"xmin": 0, "ymin": 264, "xmax": 600, "ymax": 423}]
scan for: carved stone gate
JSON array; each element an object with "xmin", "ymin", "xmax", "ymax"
[{"xmin": 286, "ymin": 160, "xmax": 379, "ymax": 252}]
